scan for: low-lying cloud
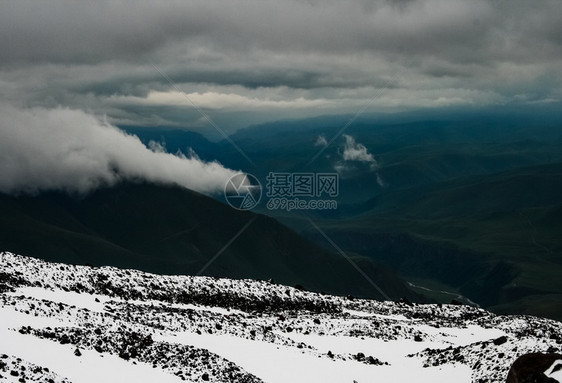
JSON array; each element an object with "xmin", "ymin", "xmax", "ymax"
[
  {"xmin": 314, "ymin": 135, "xmax": 328, "ymax": 147},
  {"xmin": 0, "ymin": 103, "xmax": 238, "ymax": 195},
  {"xmin": 341, "ymin": 135, "xmax": 378, "ymax": 170},
  {"xmin": 335, "ymin": 135, "xmax": 385, "ymax": 186}
]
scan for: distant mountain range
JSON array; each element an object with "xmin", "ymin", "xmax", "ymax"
[
  {"xmin": 304, "ymin": 161, "xmax": 562, "ymax": 319},
  {"xmin": 121, "ymin": 112, "xmax": 562, "ymax": 320},
  {"xmin": 5, "ymin": 113, "xmax": 554, "ymax": 318}
]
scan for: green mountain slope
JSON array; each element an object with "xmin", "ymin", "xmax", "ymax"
[
  {"xmin": 0, "ymin": 182, "xmax": 420, "ymax": 301},
  {"xmin": 112, "ymin": 115, "xmax": 562, "ymax": 319},
  {"xmin": 304, "ymin": 162, "xmax": 562, "ymax": 319}
]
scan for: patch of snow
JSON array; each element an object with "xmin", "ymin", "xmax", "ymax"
[
  {"xmin": 0, "ymin": 306, "xmax": 189, "ymax": 383},
  {"xmin": 158, "ymin": 331, "xmax": 471, "ymax": 383},
  {"xmin": 2, "ymin": 251, "xmax": 562, "ymax": 383}
]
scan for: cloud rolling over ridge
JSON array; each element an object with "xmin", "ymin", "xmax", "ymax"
[{"xmin": 0, "ymin": 103, "xmax": 238, "ymax": 195}]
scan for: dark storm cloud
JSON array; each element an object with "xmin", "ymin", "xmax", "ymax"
[
  {"xmin": 0, "ymin": 0, "xmax": 561, "ymax": 126},
  {"xmin": 0, "ymin": 1, "xmax": 200, "ymax": 64},
  {"xmin": 1, "ymin": 1, "xmax": 559, "ymax": 66}
]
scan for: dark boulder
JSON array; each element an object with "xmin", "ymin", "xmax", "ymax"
[
  {"xmin": 493, "ymin": 336, "xmax": 508, "ymax": 346},
  {"xmin": 506, "ymin": 352, "xmax": 562, "ymax": 383}
]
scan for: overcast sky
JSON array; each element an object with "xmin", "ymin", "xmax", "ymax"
[
  {"xmin": 0, "ymin": 0, "xmax": 561, "ymax": 194},
  {"xmin": 1, "ymin": 0, "xmax": 561, "ymax": 132}
]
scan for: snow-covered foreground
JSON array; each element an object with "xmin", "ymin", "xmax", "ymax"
[{"xmin": 1, "ymin": 252, "xmax": 561, "ymax": 383}]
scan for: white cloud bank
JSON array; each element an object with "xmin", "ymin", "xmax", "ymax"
[{"xmin": 0, "ymin": 103, "xmax": 238, "ymax": 195}]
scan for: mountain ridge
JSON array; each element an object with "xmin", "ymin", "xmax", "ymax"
[{"xmin": 0, "ymin": 182, "xmax": 419, "ymax": 301}]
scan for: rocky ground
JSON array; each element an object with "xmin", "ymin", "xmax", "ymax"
[{"xmin": 1, "ymin": 251, "xmax": 561, "ymax": 383}]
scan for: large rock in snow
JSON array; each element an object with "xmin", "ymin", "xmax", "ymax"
[{"xmin": 506, "ymin": 352, "xmax": 562, "ymax": 383}]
